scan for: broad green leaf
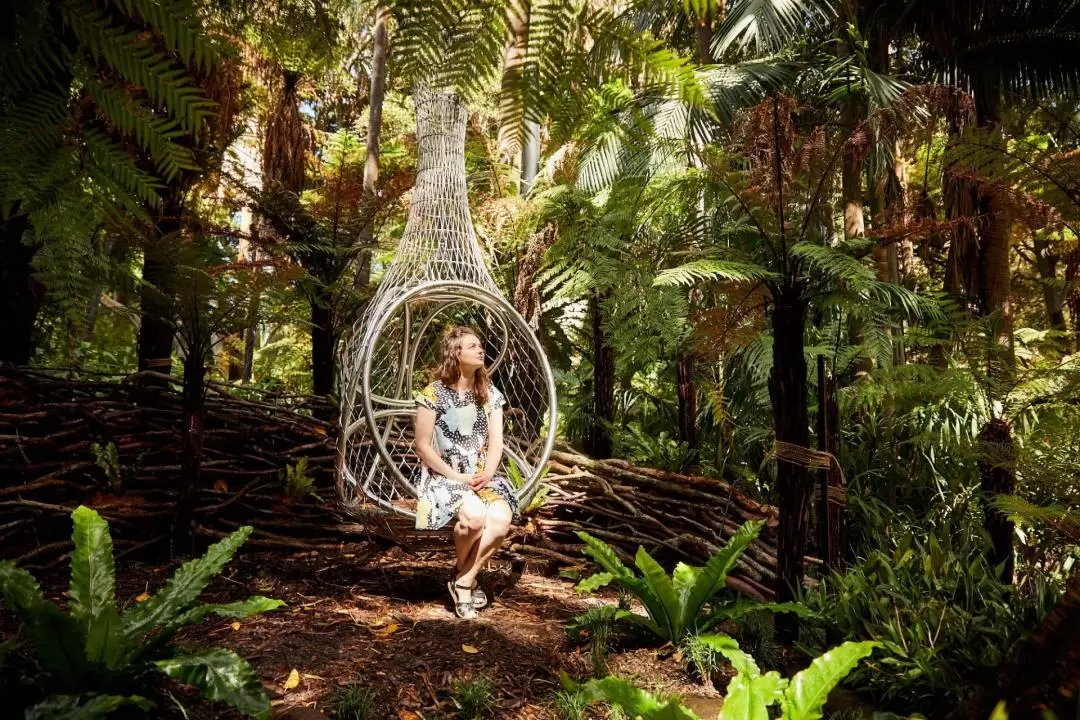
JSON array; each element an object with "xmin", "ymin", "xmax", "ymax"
[
  {"xmin": 68, "ymin": 506, "xmax": 123, "ymax": 666},
  {"xmin": 781, "ymin": 641, "xmax": 879, "ymax": 720},
  {"xmin": 703, "ymin": 599, "xmax": 816, "ymax": 630},
  {"xmin": 0, "ymin": 560, "xmax": 87, "ymax": 682},
  {"xmin": 156, "ymin": 648, "xmax": 271, "ymax": 720},
  {"xmin": 635, "ymin": 546, "xmax": 682, "ymax": 640},
  {"xmin": 167, "ymin": 596, "xmax": 284, "ymax": 632},
  {"xmin": 672, "ymin": 562, "xmax": 698, "ymax": 601},
  {"xmin": 720, "ymin": 671, "xmax": 785, "ymax": 720},
  {"xmin": 120, "ymin": 526, "xmax": 251, "ymax": 654},
  {"xmin": 578, "ymin": 677, "xmax": 702, "ymax": 720},
  {"xmin": 576, "ymin": 532, "xmax": 635, "ymax": 580},
  {"xmin": 24, "ymin": 693, "xmax": 152, "ymax": 720},
  {"xmin": 576, "ymin": 572, "xmax": 617, "ymax": 594},
  {"xmin": 683, "ymin": 521, "xmax": 763, "ymax": 631}
]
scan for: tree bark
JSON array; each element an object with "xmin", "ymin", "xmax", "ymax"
[
  {"xmin": 770, "ymin": 288, "xmax": 811, "ymax": 642},
  {"xmin": 498, "ymin": 0, "xmax": 530, "ymax": 182},
  {"xmin": 584, "ymin": 291, "xmax": 615, "ymax": 458},
  {"xmin": 676, "ymin": 352, "xmax": 698, "ymax": 456},
  {"xmin": 137, "ymin": 200, "xmax": 184, "ymax": 379},
  {"xmin": 354, "ymin": 3, "xmax": 388, "ymax": 290},
  {"xmin": 977, "ymin": 418, "xmax": 1016, "ymax": 584},
  {"xmin": 0, "ymin": 215, "xmax": 41, "ymax": 365},
  {"xmin": 1033, "ymin": 234, "xmax": 1066, "ymax": 334},
  {"xmin": 1066, "ymin": 249, "xmax": 1080, "ymax": 352},
  {"xmin": 172, "ymin": 348, "xmax": 207, "ymax": 555},
  {"xmin": 311, "ymin": 291, "xmax": 335, "ymax": 400}
]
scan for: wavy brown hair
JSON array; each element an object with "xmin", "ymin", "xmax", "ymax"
[{"xmin": 434, "ymin": 325, "xmax": 491, "ymax": 407}]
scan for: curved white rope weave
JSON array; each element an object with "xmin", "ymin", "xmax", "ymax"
[{"xmin": 339, "ymin": 87, "xmax": 557, "ymax": 517}]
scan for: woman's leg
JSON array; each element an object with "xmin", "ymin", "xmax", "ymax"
[
  {"xmin": 452, "ymin": 494, "xmax": 487, "ymax": 605},
  {"xmin": 457, "ymin": 499, "xmax": 512, "ymax": 590}
]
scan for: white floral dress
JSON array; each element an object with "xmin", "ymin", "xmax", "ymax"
[{"xmin": 413, "ymin": 380, "xmax": 519, "ymax": 530}]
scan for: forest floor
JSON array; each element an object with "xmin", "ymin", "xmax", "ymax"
[{"xmin": 35, "ymin": 547, "xmax": 731, "ymax": 720}]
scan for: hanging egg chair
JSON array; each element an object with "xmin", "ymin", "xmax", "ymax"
[{"xmin": 338, "ymin": 86, "xmax": 557, "ymax": 521}]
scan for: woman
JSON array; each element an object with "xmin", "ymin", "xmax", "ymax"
[{"xmin": 413, "ymin": 325, "xmax": 519, "ymax": 619}]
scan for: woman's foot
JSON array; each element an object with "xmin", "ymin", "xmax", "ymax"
[
  {"xmin": 447, "ymin": 579, "xmax": 477, "ymax": 620},
  {"xmin": 455, "ymin": 564, "xmax": 488, "ymax": 610}
]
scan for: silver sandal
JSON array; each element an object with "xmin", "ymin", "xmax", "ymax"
[{"xmin": 447, "ymin": 580, "xmax": 477, "ymax": 619}]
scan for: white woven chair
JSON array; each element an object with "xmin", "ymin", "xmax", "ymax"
[{"xmin": 338, "ymin": 87, "xmax": 557, "ymax": 522}]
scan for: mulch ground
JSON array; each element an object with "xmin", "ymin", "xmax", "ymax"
[{"xmin": 26, "ymin": 547, "xmax": 732, "ymax": 720}]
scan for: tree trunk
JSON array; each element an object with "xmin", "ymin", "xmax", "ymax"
[
  {"xmin": 676, "ymin": 352, "xmax": 698, "ymax": 456},
  {"xmin": 0, "ymin": 215, "xmax": 41, "ymax": 365},
  {"xmin": 584, "ymin": 291, "xmax": 615, "ymax": 458},
  {"xmin": 694, "ymin": 2, "xmax": 721, "ymax": 64},
  {"xmin": 311, "ymin": 290, "xmax": 335, "ymax": 400},
  {"xmin": 977, "ymin": 418, "xmax": 1016, "ymax": 584},
  {"xmin": 1066, "ymin": 249, "xmax": 1080, "ymax": 352},
  {"xmin": 354, "ymin": 3, "xmax": 388, "ymax": 290},
  {"xmin": 498, "ymin": 0, "xmax": 530, "ymax": 182},
  {"xmin": 840, "ymin": 5, "xmax": 870, "ymax": 377},
  {"xmin": 172, "ymin": 348, "xmax": 207, "ymax": 555},
  {"xmin": 137, "ymin": 203, "xmax": 183, "ymax": 380},
  {"xmin": 770, "ymin": 288, "xmax": 811, "ymax": 642},
  {"xmin": 1033, "ymin": 234, "xmax": 1066, "ymax": 334}
]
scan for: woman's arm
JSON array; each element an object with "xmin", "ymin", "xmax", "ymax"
[{"xmin": 414, "ymin": 406, "xmax": 469, "ymax": 483}]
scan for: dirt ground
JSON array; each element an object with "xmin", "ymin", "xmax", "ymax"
[{"xmin": 84, "ymin": 547, "xmax": 730, "ymax": 719}]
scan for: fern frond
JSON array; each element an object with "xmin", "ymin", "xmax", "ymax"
[
  {"xmin": 61, "ymin": 1, "xmax": 216, "ymax": 133},
  {"xmin": 654, "ymin": 259, "xmax": 777, "ymax": 287},
  {"xmin": 110, "ymin": 0, "xmax": 218, "ymax": 73},
  {"xmin": 84, "ymin": 79, "xmax": 198, "ymax": 181},
  {"xmin": 83, "ymin": 128, "xmax": 165, "ymax": 209}
]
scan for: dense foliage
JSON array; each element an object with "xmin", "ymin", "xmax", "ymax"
[{"xmin": 3, "ymin": 0, "xmax": 1080, "ymax": 717}]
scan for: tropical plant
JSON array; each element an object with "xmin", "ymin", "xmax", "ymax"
[
  {"xmin": 573, "ymin": 636, "xmax": 879, "ymax": 720},
  {"xmin": 284, "ymin": 457, "xmax": 323, "ymax": 502},
  {"xmin": 547, "ymin": 688, "xmax": 590, "ymax": 720},
  {"xmin": 450, "ymin": 674, "xmax": 498, "ymax": 719},
  {"xmin": 567, "ymin": 604, "xmax": 626, "ymax": 677},
  {"xmin": 326, "ymin": 683, "xmax": 380, "ymax": 720},
  {"xmin": 575, "ymin": 520, "xmax": 810, "ymax": 644},
  {"xmin": 0, "ymin": 506, "xmax": 283, "ymax": 719},
  {"xmin": 802, "ymin": 518, "xmax": 1060, "ymax": 708},
  {"xmin": 0, "ymin": 0, "xmax": 220, "ymax": 366},
  {"xmin": 506, "ymin": 456, "xmax": 551, "ymax": 513}
]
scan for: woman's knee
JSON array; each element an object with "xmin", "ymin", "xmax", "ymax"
[
  {"xmin": 456, "ymin": 496, "xmax": 487, "ymax": 532},
  {"xmin": 486, "ymin": 501, "xmax": 513, "ymax": 538}
]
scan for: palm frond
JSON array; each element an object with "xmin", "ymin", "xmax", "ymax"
[{"xmin": 714, "ymin": 0, "xmax": 835, "ymax": 56}]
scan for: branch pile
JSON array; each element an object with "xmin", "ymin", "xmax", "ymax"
[{"xmin": 0, "ymin": 368, "xmax": 784, "ymax": 598}]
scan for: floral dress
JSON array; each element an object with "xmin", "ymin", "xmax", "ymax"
[{"xmin": 413, "ymin": 380, "xmax": 520, "ymax": 530}]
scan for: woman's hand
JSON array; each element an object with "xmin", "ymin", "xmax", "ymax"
[{"xmin": 469, "ymin": 471, "xmax": 494, "ymax": 489}]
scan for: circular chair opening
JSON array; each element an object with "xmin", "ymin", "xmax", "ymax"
[{"xmin": 341, "ymin": 281, "xmax": 556, "ymax": 517}]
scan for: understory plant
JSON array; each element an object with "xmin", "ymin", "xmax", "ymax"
[
  {"xmin": 574, "ymin": 636, "xmax": 879, "ymax": 719},
  {"xmin": 0, "ymin": 506, "xmax": 283, "ymax": 719},
  {"xmin": 803, "ymin": 521, "xmax": 1058, "ymax": 709},
  {"xmin": 575, "ymin": 520, "xmax": 809, "ymax": 644}
]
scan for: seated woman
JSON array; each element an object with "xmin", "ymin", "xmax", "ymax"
[{"xmin": 413, "ymin": 325, "xmax": 519, "ymax": 620}]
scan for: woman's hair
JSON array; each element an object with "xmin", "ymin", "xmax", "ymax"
[{"xmin": 435, "ymin": 325, "xmax": 491, "ymax": 406}]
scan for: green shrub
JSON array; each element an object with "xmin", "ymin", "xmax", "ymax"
[
  {"xmin": 0, "ymin": 506, "xmax": 283, "ymax": 719},
  {"xmin": 681, "ymin": 633, "xmax": 724, "ymax": 684},
  {"xmin": 575, "ymin": 637, "xmax": 879, "ymax": 720},
  {"xmin": 326, "ymin": 684, "xmax": 379, "ymax": 720},
  {"xmin": 575, "ymin": 521, "xmax": 811, "ymax": 644},
  {"xmin": 451, "ymin": 675, "xmax": 497, "ymax": 719},
  {"xmin": 283, "ymin": 457, "xmax": 323, "ymax": 502},
  {"xmin": 567, "ymin": 605, "xmax": 625, "ymax": 677},
  {"xmin": 547, "ymin": 689, "xmax": 590, "ymax": 720},
  {"xmin": 803, "ymin": 526, "xmax": 1058, "ymax": 708}
]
